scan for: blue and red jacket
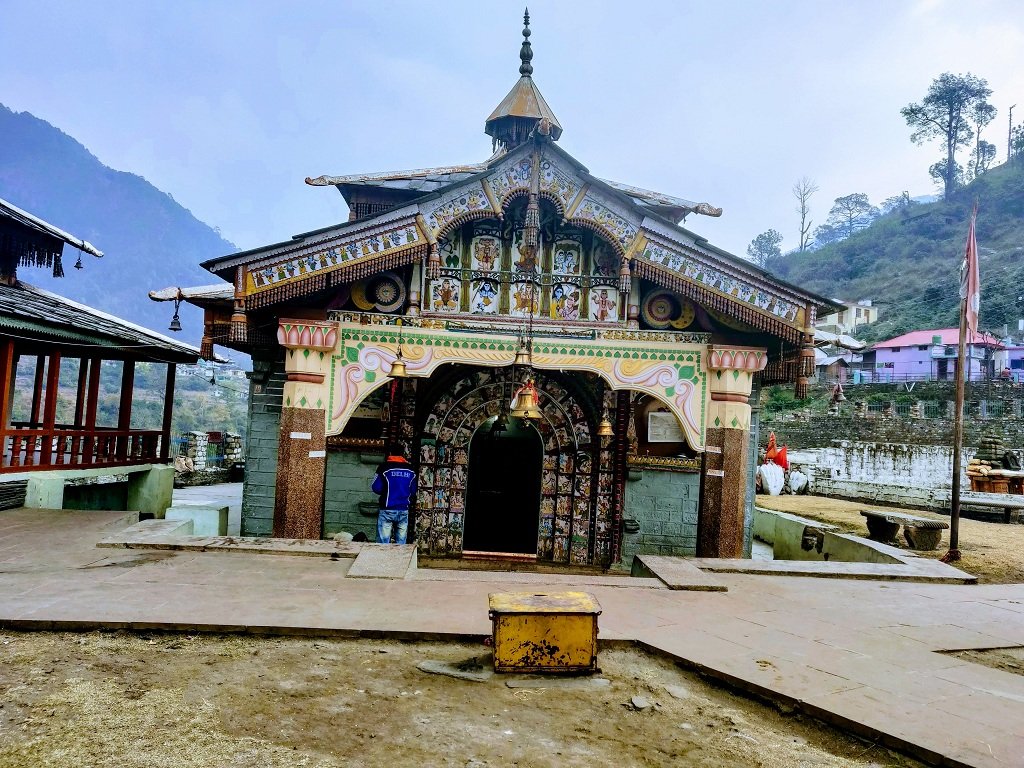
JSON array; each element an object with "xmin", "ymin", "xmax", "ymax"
[{"xmin": 372, "ymin": 456, "xmax": 417, "ymax": 510}]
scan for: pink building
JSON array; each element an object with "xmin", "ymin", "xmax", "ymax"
[{"xmin": 859, "ymin": 329, "xmax": 1003, "ymax": 382}]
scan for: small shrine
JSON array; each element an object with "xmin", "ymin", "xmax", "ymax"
[{"xmin": 156, "ymin": 12, "xmax": 835, "ymax": 566}]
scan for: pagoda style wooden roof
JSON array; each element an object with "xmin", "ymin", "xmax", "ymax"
[{"xmin": 0, "ymin": 281, "xmax": 200, "ymax": 363}]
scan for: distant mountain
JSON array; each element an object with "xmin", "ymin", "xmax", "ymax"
[
  {"xmin": 0, "ymin": 104, "xmax": 236, "ymax": 344},
  {"xmin": 775, "ymin": 162, "xmax": 1024, "ymax": 343}
]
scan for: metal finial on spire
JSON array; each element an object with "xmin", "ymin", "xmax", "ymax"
[{"xmin": 519, "ymin": 8, "xmax": 533, "ymax": 77}]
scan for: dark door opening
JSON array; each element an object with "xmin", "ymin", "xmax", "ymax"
[{"xmin": 463, "ymin": 416, "xmax": 542, "ymax": 555}]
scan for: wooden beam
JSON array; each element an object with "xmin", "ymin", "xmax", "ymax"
[
  {"xmin": 160, "ymin": 363, "xmax": 176, "ymax": 461},
  {"xmin": 117, "ymin": 360, "xmax": 135, "ymax": 460},
  {"xmin": 0, "ymin": 341, "xmax": 14, "ymax": 469},
  {"xmin": 30, "ymin": 354, "xmax": 45, "ymax": 426},
  {"xmin": 39, "ymin": 350, "xmax": 62, "ymax": 465},
  {"xmin": 83, "ymin": 357, "xmax": 101, "ymax": 463},
  {"xmin": 74, "ymin": 358, "xmax": 89, "ymax": 427}
]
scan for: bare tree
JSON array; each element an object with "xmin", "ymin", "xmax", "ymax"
[{"xmin": 792, "ymin": 177, "xmax": 818, "ymax": 252}]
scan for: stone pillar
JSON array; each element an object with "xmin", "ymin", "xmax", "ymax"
[
  {"xmin": 273, "ymin": 319, "xmax": 338, "ymax": 539},
  {"xmin": 698, "ymin": 346, "xmax": 767, "ymax": 558}
]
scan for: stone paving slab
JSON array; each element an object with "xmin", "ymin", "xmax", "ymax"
[
  {"xmin": 2, "ymin": 507, "xmax": 1024, "ymax": 766},
  {"xmin": 631, "ymin": 554, "xmax": 728, "ymax": 591},
  {"xmin": 347, "ymin": 544, "xmax": 417, "ymax": 579},
  {"xmin": 690, "ymin": 554, "xmax": 977, "ymax": 584}
]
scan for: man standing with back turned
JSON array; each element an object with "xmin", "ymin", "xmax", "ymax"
[{"xmin": 371, "ymin": 454, "xmax": 416, "ymax": 544}]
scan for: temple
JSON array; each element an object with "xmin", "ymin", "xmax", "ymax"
[{"xmin": 156, "ymin": 11, "xmax": 835, "ymax": 566}]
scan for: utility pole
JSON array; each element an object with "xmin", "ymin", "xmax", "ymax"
[{"xmin": 1010, "ymin": 105, "xmax": 1017, "ymax": 164}]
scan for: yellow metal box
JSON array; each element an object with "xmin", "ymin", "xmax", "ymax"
[{"xmin": 488, "ymin": 591, "xmax": 601, "ymax": 674}]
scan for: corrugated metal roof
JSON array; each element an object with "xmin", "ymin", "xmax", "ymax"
[
  {"xmin": 0, "ymin": 281, "xmax": 200, "ymax": 362},
  {"xmin": 0, "ymin": 197, "xmax": 104, "ymax": 259},
  {"xmin": 873, "ymin": 329, "xmax": 1003, "ymax": 349}
]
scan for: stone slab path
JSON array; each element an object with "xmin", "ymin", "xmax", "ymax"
[{"xmin": 2, "ymin": 507, "xmax": 1023, "ymax": 767}]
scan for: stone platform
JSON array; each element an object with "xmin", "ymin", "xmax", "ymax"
[{"xmin": 1, "ymin": 507, "xmax": 1021, "ymax": 767}]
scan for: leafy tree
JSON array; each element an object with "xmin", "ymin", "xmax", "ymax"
[
  {"xmin": 792, "ymin": 176, "xmax": 818, "ymax": 252},
  {"xmin": 968, "ymin": 101, "xmax": 998, "ymax": 179},
  {"xmin": 929, "ymin": 158, "xmax": 964, "ymax": 192},
  {"xmin": 881, "ymin": 191, "xmax": 916, "ymax": 215},
  {"xmin": 1010, "ymin": 124, "xmax": 1024, "ymax": 161},
  {"xmin": 746, "ymin": 229, "xmax": 783, "ymax": 271},
  {"xmin": 970, "ymin": 140, "xmax": 997, "ymax": 178},
  {"xmin": 811, "ymin": 222, "xmax": 843, "ymax": 249},
  {"xmin": 901, "ymin": 72, "xmax": 994, "ymax": 199},
  {"xmin": 826, "ymin": 193, "xmax": 877, "ymax": 238}
]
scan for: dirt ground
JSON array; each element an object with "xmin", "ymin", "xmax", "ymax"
[
  {"xmin": 755, "ymin": 494, "xmax": 1024, "ymax": 584},
  {"xmin": 0, "ymin": 631, "xmax": 923, "ymax": 768},
  {"xmin": 945, "ymin": 646, "xmax": 1024, "ymax": 678}
]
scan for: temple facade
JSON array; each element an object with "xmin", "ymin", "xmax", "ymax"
[{"xmin": 165, "ymin": 13, "xmax": 834, "ymax": 567}]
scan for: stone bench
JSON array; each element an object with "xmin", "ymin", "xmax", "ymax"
[
  {"xmin": 956, "ymin": 492, "xmax": 1024, "ymax": 524},
  {"xmin": 861, "ymin": 510, "xmax": 948, "ymax": 551},
  {"xmin": 164, "ymin": 505, "xmax": 228, "ymax": 536}
]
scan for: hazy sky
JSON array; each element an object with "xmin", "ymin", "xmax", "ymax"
[{"xmin": 3, "ymin": 0, "xmax": 1023, "ymax": 263}]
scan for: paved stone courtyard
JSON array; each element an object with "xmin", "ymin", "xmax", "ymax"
[{"xmin": 1, "ymin": 500, "xmax": 1022, "ymax": 767}]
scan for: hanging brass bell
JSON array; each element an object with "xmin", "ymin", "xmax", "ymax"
[
  {"xmin": 513, "ymin": 345, "xmax": 531, "ymax": 367},
  {"xmin": 596, "ymin": 417, "xmax": 614, "ymax": 437},
  {"xmin": 510, "ymin": 380, "xmax": 542, "ymax": 420},
  {"xmin": 387, "ymin": 352, "xmax": 409, "ymax": 378}
]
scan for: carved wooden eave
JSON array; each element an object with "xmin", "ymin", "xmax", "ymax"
[{"xmin": 197, "ymin": 138, "xmax": 837, "ymax": 351}]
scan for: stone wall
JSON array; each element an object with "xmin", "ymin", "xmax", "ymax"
[
  {"xmin": 761, "ymin": 413, "xmax": 1024, "ymax": 451},
  {"xmin": 323, "ymin": 450, "xmax": 384, "ymax": 540},
  {"xmin": 223, "ymin": 433, "xmax": 243, "ymax": 464},
  {"xmin": 183, "ymin": 432, "xmax": 209, "ymax": 470},
  {"xmin": 240, "ymin": 349, "xmax": 286, "ymax": 537},
  {"xmin": 622, "ymin": 468, "xmax": 701, "ymax": 558}
]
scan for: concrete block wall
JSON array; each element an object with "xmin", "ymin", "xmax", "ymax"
[
  {"xmin": 240, "ymin": 350, "xmax": 286, "ymax": 537},
  {"xmin": 622, "ymin": 469, "xmax": 700, "ymax": 561},
  {"xmin": 324, "ymin": 450, "xmax": 384, "ymax": 540}
]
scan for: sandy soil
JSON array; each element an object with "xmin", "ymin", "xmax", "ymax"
[
  {"xmin": 946, "ymin": 646, "xmax": 1024, "ymax": 678},
  {"xmin": 755, "ymin": 494, "xmax": 1024, "ymax": 583},
  {"xmin": 0, "ymin": 631, "xmax": 923, "ymax": 768}
]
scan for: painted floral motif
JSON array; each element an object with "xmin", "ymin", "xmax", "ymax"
[
  {"xmin": 250, "ymin": 224, "xmax": 421, "ymax": 291},
  {"xmin": 487, "ymin": 157, "xmax": 532, "ymax": 203},
  {"xmin": 640, "ymin": 242, "xmax": 800, "ymax": 323},
  {"xmin": 539, "ymin": 159, "xmax": 580, "ymax": 211},
  {"xmin": 422, "ymin": 184, "xmax": 492, "ymax": 235},
  {"xmin": 572, "ymin": 195, "xmax": 639, "ymax": 253}
]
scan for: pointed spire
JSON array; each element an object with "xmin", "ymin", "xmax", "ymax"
[
  {"xmin": 519, "ymin": 9, "xmax": 533, "ymax": 77},
  {"xmin": 484, "ymin": 8, "xmax": 562, "ymax": 151}
]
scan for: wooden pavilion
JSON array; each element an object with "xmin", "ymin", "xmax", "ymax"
[{"xmin": 0, "ymin": 196, "xmax": 199, "ymax": 512}]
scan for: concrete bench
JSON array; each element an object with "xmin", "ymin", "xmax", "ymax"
[
  {"xmin": 956, "ymin": 492, "xmax": 1024, "ymax": 524},
  {"xmin": 861, "ymin": 510, "xmax": 949, "ymax": 551},
  {"xmin": 164, "ymin": 505, "xmax": 228, "ymax": 536}
]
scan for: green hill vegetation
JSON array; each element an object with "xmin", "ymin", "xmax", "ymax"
[{"xmin": 775, "ymin": 160, "xmax": 1024, "ymax": 344}]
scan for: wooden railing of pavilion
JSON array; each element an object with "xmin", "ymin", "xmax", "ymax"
[{"xmin": 1, "ymin": 423, "xmax": 166, "ymax": 472}]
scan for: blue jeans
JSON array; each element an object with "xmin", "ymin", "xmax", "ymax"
[{"xmin": 377, "ymin": 508, "xmax": 409, "ymax": 544}]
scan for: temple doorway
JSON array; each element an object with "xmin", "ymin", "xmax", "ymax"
[{"xmin": 462, "ymin": 416, "xmax": 543, "ymax": 555}]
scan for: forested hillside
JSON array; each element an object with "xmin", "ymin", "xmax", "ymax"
[
  {"xmin": 775, "ymin": 161, "xmax": 1024, "ymax": 342},
  {"xmin": 0, "ymin": 104, "xmax": 236, "ymax": 343}
]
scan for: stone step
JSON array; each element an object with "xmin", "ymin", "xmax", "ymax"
[
  {"xmin": 347, "ymin": 544, "xmax": 417, "ymax": 579},
  {"xmin": 165, "ymin": 505, "xmax": 229, "ymax": 536},
  {"xmin": 630, "ymin": 554, "xmax": 728, "ymax": 591}
]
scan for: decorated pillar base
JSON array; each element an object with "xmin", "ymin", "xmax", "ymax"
[
  {"xmin": 273, "ymin": 407, "xmax": 327, "ymax": 539},
  {"xmin": 273, "ymin": 319, "xmax": 337, "ymax": 539},
  {"xmin": 698, "ymin": 345, "xmax": 767, "ymax": 558}
]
